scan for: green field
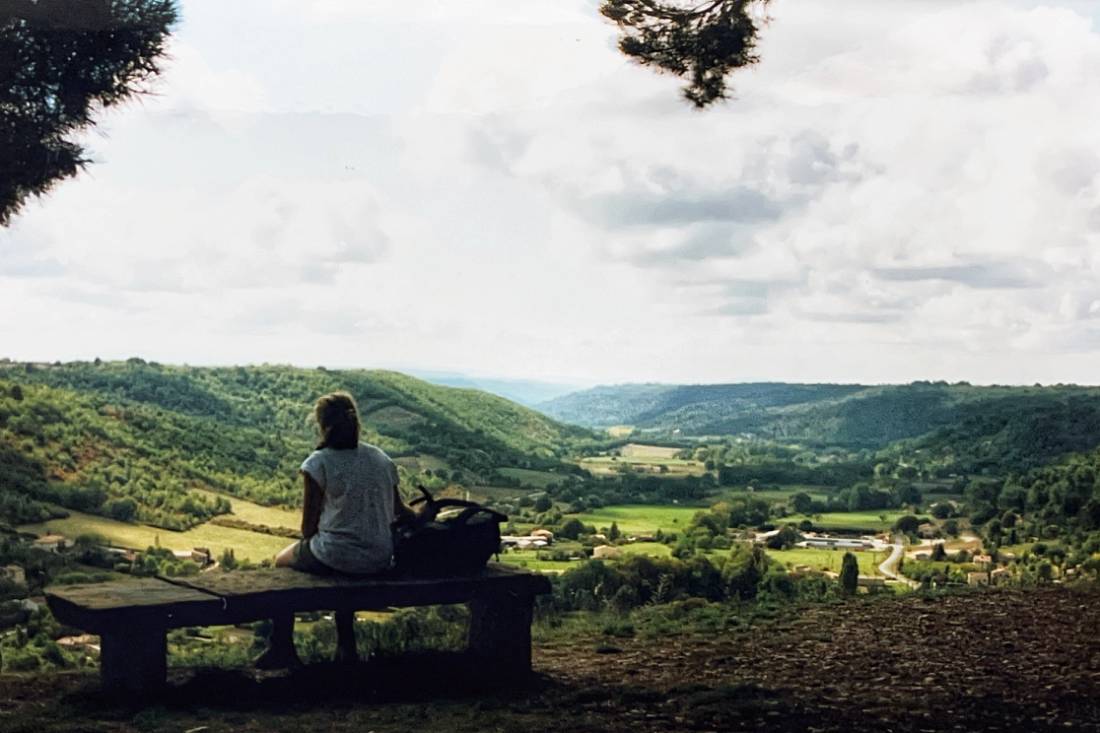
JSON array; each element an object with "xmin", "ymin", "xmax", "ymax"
[
  {"xmin": 764, "ymin": 546, "xmax": 886, "ymax": 576},
  {"xmin": 1000, "ymin": 541, "xmax": 1062, "ymax": 557},
  {"xmin": 364, "ymin": 404, "xmax": 427, "ymax": 431},
  {"xmin": 572, "ymin": 504, "xmax": 703, "ymax": 535},
  {"xmin": 468, "ymin": 485, "xmax": 527, "ymax": 502},
  {"xmin": 192, "ymin": 489, "xmax": 300, "ymax": 530},
  {"xmin": 727, "ymin": 486, "xmax": 832, "ymax": 502},
  {"xmin": 616, "ymin": 542, "xmax": 673, "ymax": 559},
  {"xmin": 619, "ymin": 443, "xmax": 684, "ymax": 459},
  {"xmin": 578, "ymin": 455, "xmax": 705, "ymax": 477},
  {"xmin": 498, "ymin": 553, "xmax": 574, "ymax": 573},
  {"xmin": 20, "ymin": 509, "xmax": 289, "ymax": 562},
  {"xmin": 578, "ymin": 443, "xmax": 702, "ymax": 477},
  {"xmin": 393, "ymin": 453, "xmax": 452, "ymax": 475},
  {"xmin": 498, "ymin": 467, "xmax": 565, "ymax": 488},
  {"xmin": 782, "ymin": 511, "xmax": 914, "ymax": 533}
]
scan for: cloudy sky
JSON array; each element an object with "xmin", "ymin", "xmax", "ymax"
[{"xmin": 3, "ymin": 0, "xmax": 1100, "ymax": 386}]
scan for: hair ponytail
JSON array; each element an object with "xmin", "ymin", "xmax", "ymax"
[{"xmin": 314, "ymin": 391, "xmax": 361, "ymax": 450}]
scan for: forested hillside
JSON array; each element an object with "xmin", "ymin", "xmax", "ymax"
[
  {"xmin": 538, "ymin": 383, "xmax": 866, "ymax": 430},
  {"xmin": 961, "ymin": 447, "xmax": 1100, "ymax": 543},
  {"xmin": 542, "ymin": 382, "xmax": 1100, "ymax": 457},
  {"xmin": 0, "ymin": 361, "xmax": 594, "ymax": 529}
]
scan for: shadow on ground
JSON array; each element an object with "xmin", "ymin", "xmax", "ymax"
[{"xmin": 7, "ymin": 585, "xmax": 1100, "ymax": 732}]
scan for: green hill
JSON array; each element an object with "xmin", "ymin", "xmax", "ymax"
[
  {"xmin": 0, "ymin": 361, "xmax": 594, "ymax": 529},
  {"xmin": 538, "ymin": 382, "xmax": 866, "ymax": 430},
  {"xmin": 542, "ymin": 381, "xmax": 1100, "ymax": 456},
  {"xmin": 884, "ymin": 390, "xmax": 1100, "ymax": 474}
]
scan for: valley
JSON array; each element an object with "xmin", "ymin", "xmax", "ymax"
[{"xmin": 1, "ymin": 360, "xmax": 1099, "ymax": 702}]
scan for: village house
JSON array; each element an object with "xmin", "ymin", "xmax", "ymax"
[
  {"xmin": 102, "ymin": 546, "xmax": 138, "ymax": 563},
  {"xmin": 32, "ymin": 534, "xmax": 68, "ymax": 553},
  {"xmin": 967, "ymin": 571, "xmax": 990, "ymax": 587},
  {"xmin": 592, "ymin": 545, "xmax": 621, "ymax": 560},
  {"xmin": 1, "ymin": 564, "xmax": 26, "ymax": 587}
]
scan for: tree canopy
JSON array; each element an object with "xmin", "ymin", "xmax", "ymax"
[
  {"xmin": 0, "ymin": 0, "xmax": 177, "ymax": 225},
  {"xmin": 600, "ymin": 0, "xmax": 770, "ymax": 107},
  {"xmin": 839, "ymin": 551, "xmax": 858, "ymax": 595}
]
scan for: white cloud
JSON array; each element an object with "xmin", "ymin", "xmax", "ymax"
[{"xmin": 3, "ymin": 0, "xmax": 1100, "ymax": 386}]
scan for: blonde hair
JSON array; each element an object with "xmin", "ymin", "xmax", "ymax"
[{"xmin": 313, "ymin": 391, "xmax": 360, "ymax": 450}]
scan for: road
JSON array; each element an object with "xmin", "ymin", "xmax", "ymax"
[{"xmin": 878, "ymin": 534, "xmax": 919, "ymax": 588}]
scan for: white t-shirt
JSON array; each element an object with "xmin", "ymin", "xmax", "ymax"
[{"xmin": 300, "ymin": 443, "xmax": 398, "ymax": 574}]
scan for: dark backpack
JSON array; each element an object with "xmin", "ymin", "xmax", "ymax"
[{"xmin": 391, "ymin": 486, "xmax": 507, "ymax": 576}]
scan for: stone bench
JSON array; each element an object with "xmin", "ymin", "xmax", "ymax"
[{"xmin": 46, "ymin": 562, "xmax": 551, "ymax": 692}]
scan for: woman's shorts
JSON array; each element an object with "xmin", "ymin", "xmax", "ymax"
[{"xmin": 289, "ymin": 537, "xmax": 333, "ymax": 575}]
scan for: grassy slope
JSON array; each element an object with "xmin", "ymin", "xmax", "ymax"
[
  {"xmin": 20, "ymin": 508, "xmax": 288, "ymax": 562},
  {"xmin": 0, "ymin": 362, "xmax": 594, "ymax": 526},
  {"xmin": 192, "ymin": 489, "xmax": 300, "ymax": 530},
  {"xmin": 571, "ymin": 505, "xmax": 703, "ymax": 535},
  {"xmin": 496, "ymin": 467, "xmax": 563, "ymax": 488}
]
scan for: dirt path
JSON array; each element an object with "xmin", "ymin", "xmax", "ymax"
[{"xmin": 1, "ymin": 585, "xmax": 1098, "ymax": 732}]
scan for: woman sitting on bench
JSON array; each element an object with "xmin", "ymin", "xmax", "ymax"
[{"xmin": 256, "ymin": 390, "xmax": 413, "ymax": 668}]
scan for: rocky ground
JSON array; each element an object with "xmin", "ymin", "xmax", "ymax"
[{"xmin": 2, "ymin": 584, "xmax": 1098, "ymax": 732}]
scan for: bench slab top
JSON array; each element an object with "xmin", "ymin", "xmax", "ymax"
[
  {"xmin": 44, "ymin": 576, "xmax": 220, "ymax": 612},
  {"xmin": 46, "ymin": 563, "xmax": 551, "ymax": 631},
  {"xmin": 168, "ymin": 563, "xmax": 549, "ymax": 598}
]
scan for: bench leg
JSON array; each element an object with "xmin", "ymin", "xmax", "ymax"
[
  {"xmin": 467, "ymin": 592, "xmax": 534, "ymax": 679},
  {"xmin": 334, "ymin": 610, "xmax": 358, "ymax": 662},
  {"xmin": 100, "ymin": 626, "xmax": 167, "ymax": 692}
]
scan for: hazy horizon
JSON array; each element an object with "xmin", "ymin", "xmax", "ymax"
[{"xmin": 5, "ymin": 357, "xmax": 1098, "ymax": 395}]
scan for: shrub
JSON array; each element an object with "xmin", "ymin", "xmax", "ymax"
[
  {"xmin": 839, "ymin": 552, "xmax": 858, "ymax": 595},
  {"xmin": 3, "ymin": 649, "xmax": 41, "ymax": 672}
]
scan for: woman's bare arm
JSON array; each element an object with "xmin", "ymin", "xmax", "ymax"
[{"xmin": 301, "ymin": 472, "xmax": 324, "ymax": 538}]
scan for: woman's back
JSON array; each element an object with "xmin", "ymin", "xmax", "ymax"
[{"xmin": 300, "ymin": 443, "xmax": 397, "ymax": 574}]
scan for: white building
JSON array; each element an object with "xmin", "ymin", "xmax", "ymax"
[
  {"xmin": 798, "ymin": 537, "xmax": 873, "ymax": 550},
  {"xmin": 1, "ymin": 564, "xmax": 26, "ymax": 587}
]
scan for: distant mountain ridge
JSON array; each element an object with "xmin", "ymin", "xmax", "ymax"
[
  {"xmin": 538, "ymin": 383, "xmax": 865, "ymax": 431},
  {"xmin": 539, "ymin": 381, "xmax": 1100, "ymax": 452}
]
